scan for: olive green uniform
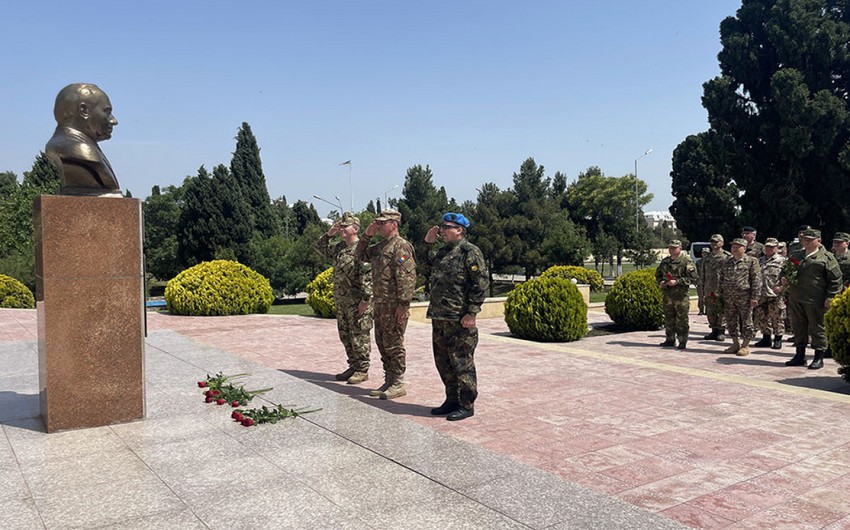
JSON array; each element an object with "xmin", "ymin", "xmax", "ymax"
[
  {"xmin": 655, "ymin": 254, "xmax": 697, "ymax": 345},
  {"xmin": 786, "ymin": 246, "xmax": 843, "ymax": 350}
]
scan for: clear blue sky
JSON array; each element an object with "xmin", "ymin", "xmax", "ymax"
[{"xmin": 1, "ymin": 1, "xmax": 741, "ymax": 217}]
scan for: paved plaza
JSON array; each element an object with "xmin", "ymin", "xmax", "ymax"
[{"xmin": 3, "ymin": 306, "xmax": 850, "ymax": 528}]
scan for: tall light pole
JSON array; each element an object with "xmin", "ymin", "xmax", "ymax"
[
  {"xmin": 339, "ymin": 160, "xmax": 353, "ymax": 211},
  {"xmin": 384, "ymin": 184, "xmax": 399, "ymax": 206},
  {"xmin": 634, "ymin": 149, "xmax": 653, "ymax": 232}
]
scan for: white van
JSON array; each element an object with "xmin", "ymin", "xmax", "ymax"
[{"xmin": 689, "ymin": 241, "xmax": 712, "ymax": 261}]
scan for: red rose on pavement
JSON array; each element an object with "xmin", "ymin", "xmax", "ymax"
[
  {"xmin": 211, "ymin": 390, "xmax": 221, "ymax": 396},
  {"xmin": 231, "ymin": 401, "xmax": 240, "ymax": 407},
  {"xmin": 231, "ymin": 411, "xmax": 243, "ymax": 421},
  {"xmin": 216, "ymin": 398, "xmax": 226, "ymax": 405},
  {"xmin": 241, "ymin": 417, "xmax": 254, "ymax": 427},
  {"xmin": 198, "ymin": 381, "xmax": 207, "ymax": 388},
  {"xmin": 205, "ymin": 396, "xmax": 214, "ymax": 403}
]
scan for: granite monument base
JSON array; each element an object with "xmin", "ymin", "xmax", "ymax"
[{"xmin": 35, "ymin": 195, "xmax": 145, "ymax": 433}]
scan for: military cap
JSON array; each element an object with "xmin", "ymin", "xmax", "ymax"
[
  {"xmin": 667, "ymin": 239, "xmax": 682, "ymax": 247},
  {"xmin": 442, "ymin": 212, "xmax": 470, "ymax": 228},
  {"xmin": 832, "ymin": 232, "xmax": 850, "ymax": 242},
  {"xmin": 764, "ymin": 237, "xmax": 779, "ymax": 247},
  {"xmin": 731, "ymin": 238, "xmax": 748, "ymax": 247},
  {"xmin": 710, "ymin": 234, "xmax": 724, "ymax": 242},
  {"xmin": 339, "ymin": 212, "xmax": 361, "ymax": 227},
  {"xmin": 777, "ymin": 241, "xmax": 787, "ymax": 248},
  {"xmin": 802, "ymin": 228, "xmax": 821, "ymax": 239},
  {"xmin": 701, "ymin": 248, "xmax": 710, "ymax": 254},
  {"xmin": 742, "ymin": 226, "xmax": 757, "ymax": 233},
  {"xmin": 375, "ymin": 208, "xmax": 401, "ymax": 222},
  {"xmin": 797, "ymin": 224, "xmax": 812, "ymax": 233}
]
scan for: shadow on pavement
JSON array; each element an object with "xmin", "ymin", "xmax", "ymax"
[
  {"xmin": 0, "ymin": 391, "xmax": 40, "ymax": 425},
  {"xmin": 777, "ymin": 376, "xmax": 850, "ymax": 394},
  {"xmin": 716, "ymin": 357, "xmax": 786, "ymax": 367}
]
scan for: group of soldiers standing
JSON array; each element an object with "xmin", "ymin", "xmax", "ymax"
[
  {"xmin": 315, "ymin": 208, "xmax": 488, "ymax": 422},
  {"xmin": 659, "ymin": 225, "xmax": 849, "ymax": 369}
]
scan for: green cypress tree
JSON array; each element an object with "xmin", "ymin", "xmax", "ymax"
[{"xmin": 230, "ymin": 122, "xmax": 280, "ymax": 237}]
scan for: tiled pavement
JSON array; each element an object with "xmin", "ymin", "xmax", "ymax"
[{"xmin": 3, "ymin": 306, "xmax": 850, "ymax": 528}]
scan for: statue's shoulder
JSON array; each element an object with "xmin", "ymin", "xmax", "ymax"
[{"xmin": 45, "ymin": 128, "xmax": 99, "ymax": 163}]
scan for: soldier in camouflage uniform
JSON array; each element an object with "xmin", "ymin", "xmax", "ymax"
[
  {"xmin": 753, "ymin": 238, "xmax": 786, "ymax": 350},
  {"xmin": 423, "ymin": 213, "xmax": 489, "ymax": 422},
  {"xmin": 719, "ymin": 238, "xmax": 763, "ymax": 356},
  {"xmin": 742, "ymin": 226, "xmax": 764, "ymax": 259},
  {"xmin": 701, "ymin": 234, "xmax": 731, "ymax": 341},
  {"xmin": 696, "ymin": 248, "xmax": 709, "ymax": 315},
  {"xmin": 315, "ymin": 212, "xmax": 373, "ymax": 385},
  {"xmin": 355, "ymin": 208, "xmax": 417, "ymax": 400},
  {"xmin": 655, "ymin": 240, "xmax": 697, "ymax": 350},
  {"xmin": 782, "ymin": 229, "xmax": 843, "ymax": 369},
  {"xmin": 831, "ymin": 232, "xmax": 850, "ymax": 291}
]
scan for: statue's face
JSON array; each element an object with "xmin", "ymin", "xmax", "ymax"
[{"xmin": 80, "ymin": 92, "xmax": 117, "ymax": 142}]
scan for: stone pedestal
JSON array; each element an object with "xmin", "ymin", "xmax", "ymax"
[{"xmin": 35, "ymin": 195, "xmax": 145, "ymax": 433}]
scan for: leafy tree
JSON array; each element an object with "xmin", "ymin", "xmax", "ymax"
[
  {"xmin": 0, "ymin": 171, "xmax": 17, "ymax": 196},
  {"xmin": 230, "ymin": 122, "xmax": 280, "ymax": 237},
  {"xmin": 176, "ymin": 165, "xmax": 252, "ymax": 267},
  {"xmin": 688, "ymin": 0, "xmax": 850, "ymax": 238},
  {"xmin": 502, "ymin": 158, "xmax": 554, "ymax": 278},
  {"xmin": 291, "ymin": 200, "xmax": 321, "ymax": 236},
  {"xmin": 23, "ymin": 152, "xmax": 60, "ymax": 189},
  {"xmin": 143, "ymin": 183, "xmax": 184, "ymax": 280},
  {"xmin": 566, "ymin": 166, "xmax": 652, "ymax": 275}
]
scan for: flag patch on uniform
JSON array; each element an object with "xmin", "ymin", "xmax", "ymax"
[{"xmin": 398, "ymin": 255, "xmax": 409, "ymax": 264}]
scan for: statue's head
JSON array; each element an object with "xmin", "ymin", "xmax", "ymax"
[{"xmin": 53, "ymin": 83, "xmax": 117, "ymax": 142}]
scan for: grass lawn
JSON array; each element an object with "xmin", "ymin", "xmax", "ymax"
[{"xmin": 267, "ymin": 303, "xmax": 318, "ymax": 316}]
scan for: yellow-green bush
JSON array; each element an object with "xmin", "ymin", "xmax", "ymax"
[
  {"xmin": 540, "ymin": 265, "xmax": 604, "ymax": 292},
  {"xmin": 0, "ymin": 274, "xmax": 35, "ymax": 309},
  {"xmin": 306, "ymin": 267, "xmax": 335, "ymax": 318},
  {"xmin": 165, "ymin": 260, "xmax": 273, "ymax": 316},
  {"xmin": 604, "ymin": 269, "xmax": 663, "ymax": 330},
  {"xmin": 826, "ymin": 289, "xmax": 850, "ymax": 384},
  {"xmin": 504, "ymin": 276, "xmax": 587, "ymax": 342}
]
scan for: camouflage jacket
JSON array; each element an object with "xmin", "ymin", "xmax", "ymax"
[
  {"xmin": 655, "ymin": 253, "xmax": 697, "ymax": 296},
  {"xmin": 355, "ymin": 233, "xmax": 416, "ymax": 305},
  {"xmin": 701, "ymin": 250, "xmax": 731, "ymax": 295},
  {"xmin": 426, "ymin": 240, "xmax": 489, "ymax": 321},
  {"xmin": 315, "ymin": 234, "xmax": 372, "ymax": 307},
  {"xmin": 786, "ymin": 246, "xmax": 842, "ymax": 305},
  {"xmin": 719, "ymin": 255, "xmax": 762, "ymax": 304},
  {"xmin": 759, "ymin": 253, "xmax": 785, "ymax": 300}
]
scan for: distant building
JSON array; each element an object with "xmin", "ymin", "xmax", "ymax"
[{"xmin": 644, "ymin": 211, "xmax": 677, "ymax": 230}]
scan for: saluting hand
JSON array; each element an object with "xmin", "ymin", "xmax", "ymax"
[
  {"xmin": 327, "ymin": 221, "xmax": 342, "ymax": 237},
  {"xmin": 365, "ymin": 221, "xmax": 378, "ymax": 237},
  {"xmin": 425, "ymin": 225, "xmax": 440, "ymax": 243}
]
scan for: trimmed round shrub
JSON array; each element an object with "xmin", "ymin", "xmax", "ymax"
[
  {"xmin": 305, "ymin": 267, "xmax": 335, "ymax": 318},
  {"xmin": 504, "ymin": 276, "xmax": 587, "ymax": 342},
  {"xmin": 604, "ymin": 269, "xmax": 663, "ymax": 330},
  {"xmin": 0, "ymin": 274, "xmax": 35, "ymax": 309},
  {"xmin": 165, "ymin": 260, "xmax": 273, "ymax": 316},
  {"xmin": 826, "ymin": 289, "xmax": 850, "ymax": 384},
  {"xmin": 540, "ymin": 265, "xmax": 604, "ymax": 292}
]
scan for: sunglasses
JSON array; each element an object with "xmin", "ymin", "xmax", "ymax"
[{"xmin": 440, "ymin": 223, "xmax": 461, "ymax": 230}]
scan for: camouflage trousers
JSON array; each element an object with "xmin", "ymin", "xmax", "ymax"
[
  {"xmin": 788, "ymin": 300, "xmax": 828, "ymax": 350},
  {"xmin": 373, "ymin": 302, "xmax": 408, "ymax": 382},
  {"xmin": 336, "ymin": 302, "xmax": 373, "ymax": 371},
  {"xmin": 724, "ymin": 295, "xmax": 754, "ymax": 341},
  {"xmin": 754, "ymin": 298, "xmax": 785, "ymax": 335},
  {"xmin": 432, "ymin": 319, "xmax": 478, "ymax": 409},
  {"xmin": 705, "ymin": 294, "xmax": 725, "ymax": 330},
  {"xmin": 662, "ymin": 291, "xmax": 690, "ymax": 343}
]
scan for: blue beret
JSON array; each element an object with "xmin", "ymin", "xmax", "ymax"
[{"xmin": 442, "ymin": 212, "xmax": 470, "ymax": 228}]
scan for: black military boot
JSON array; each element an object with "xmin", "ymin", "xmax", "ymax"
[
  {"xmin": 808, "ymin": 350, "xmax": 825, "ymax": 370},
  {"xmin": 753, "ymin": 334, "xmax": 772, "ymax": 348},
  {"xmin": 771, "ymin": 335, "xmax": 783, "ymax": 350},
  {"xmin": 785, "ymin": 346, "xmax": 807, "ymax": 366},
  {"xmin": 660, "ymin": 338, "xmax": 676, "ymax": 347},
  {"xmin": 715, "ymin": 328, "xmax": 726, "ymax": 341},
  {"xmin": 703, "ymin": 329, "xmax": 718, "ymax": 340},
  {"xmin": 430, "ymin": 401, "xmax": 459, "ymax": 416}
]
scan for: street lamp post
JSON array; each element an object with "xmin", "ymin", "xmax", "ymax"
[
  {"xmin": 312, "ymin": 194, "xmax": 343, "ymax": 217},
  {"xmin": 384, "ymin": 184, "xmax": 399, "ymax": 206},
  {"xmin": 634, "ymin": 149, "xmax": 653, "ymax": 232},
  {"xmin": 339, "ymin": 160, "xmax": 353, "ymax": 211}
]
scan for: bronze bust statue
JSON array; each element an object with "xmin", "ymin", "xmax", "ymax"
[{"xmin": 46, "ymin": 83, "xmax": 122, "ymax": 197}]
